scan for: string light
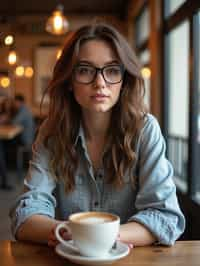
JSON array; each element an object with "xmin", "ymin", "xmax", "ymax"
[
  {"xmin": 0, "ymin": 77, "xmax": 10, "ymax": 88},
  {"xmin": 8, "ymin": 50, "xmax": 17, "ymax": 65},
  {"xmin": 15, "ymin": 66, "xmax": 25, "ymax": 77},
  {"xmin": 4, "ymin": 35, "xmax": 14, "ymax": 46},
  {"xmin": 24, "ymin": 67, "xmax": 34, "ymax": 78}
]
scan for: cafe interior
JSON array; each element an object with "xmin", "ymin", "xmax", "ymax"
[{"xmin": 0, "ymin": 0, "xmax": 200, "ymax": 250}]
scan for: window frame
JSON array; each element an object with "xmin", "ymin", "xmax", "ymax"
[{"xmin": 163, "ymin": 0, "xmax": 200, "ymax": 201}]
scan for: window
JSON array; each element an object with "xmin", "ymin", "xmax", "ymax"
[
  {"xmin": 135, "ymin": 5, "xmax": 151, "ymax": 111},
  {"xmin": 165, "ymin": 20, "xmax": 189, "ymax": 192},
  {"xmin": 197, "ymin": 13, "xmax": 200, "ymax": 145},
  {"xmin": 164, "ymin": 1, "xmax": 200, "ymax": 204},
  {"xmin": 165, "ymin": 0, "xmax": 186, "ymax": 18},
  {"xmin": 192, "ymin": 12, "xmax": 200, "ymax": 203},
  {"xmin": 135, "ymin": 7, "xmax": 150, "ymax": 46},
  {"xmin": 139, "ymin": 50, "xmax": 151, "ymax": 110}
]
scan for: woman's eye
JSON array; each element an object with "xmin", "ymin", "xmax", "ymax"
[
  {"xmin": 77, "ymin": 66, "xmax": 93, "ymax": 75},
  {"xmin": 106, "ymin": 67, "xmax": 121, "ymax": 75},
  {"xmin": 79, "ymin": 68, "xmax": 89, "ymax": 74}
]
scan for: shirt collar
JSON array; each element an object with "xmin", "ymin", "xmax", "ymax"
[{"xmin": 74, "ymin": 123, "xmax": 87, "ymax": 151}]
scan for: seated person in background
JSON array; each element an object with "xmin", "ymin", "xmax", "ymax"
[
  {"xmin": 11, "ymin": 94, "xmax": 35, "ymax": 146},
  {"xmin": 0, "ymin": 93, "xmax": 14, "ymax": 188},
  {"xmin": 0, "ymin": 94, "xmax": 13, "ymax": 125},
  {"xmin": 0, "ymin": 94, "xmax": 35, "ymax": 187}
]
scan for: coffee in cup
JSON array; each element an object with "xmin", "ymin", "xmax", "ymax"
[
  {"xmin": 72, "ymin": 212, "xmax": 116, "ymax": 224},
  {"xmin": 55, "ymin": 211, "xmax": 120, "ymax": 257}
]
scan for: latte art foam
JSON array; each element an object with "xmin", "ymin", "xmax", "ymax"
[
  {"xmin": 71, "ymin": 212, "xmax": 117, "ymax": 224},
  {"xmin": 80, "ymin": 217, "xmax": 112, "ymax": 224}
]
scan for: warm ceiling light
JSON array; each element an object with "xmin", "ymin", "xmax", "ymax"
[
  {"xmin": 24, "ymin": 66, "xmax": 34, "ymax": 78},
  {"xmin": 4, "ymin": 35, "xmax": 14, "ymax": 46},
  {"xmin": 0, "ymin": 77, "xmax": 10, "ymax": 88},
  {"xmin": 141, "ymin": 67, "xmax": 151, "ymax": 79},
  {"xmin": 15, "ymin": 66, "xmax": 25, "ymax": 77},
  {"xmin": 46, "ymin": 4, "xmax": 69, "ymax": 35},
  {"xmin": 8, "ymin": 50, "xmax": 17, "ymax": 65}
]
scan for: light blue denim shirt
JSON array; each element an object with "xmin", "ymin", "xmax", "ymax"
[{"xmin": 10, "ymin": 114, "xmax": 185, "ymax": 245}]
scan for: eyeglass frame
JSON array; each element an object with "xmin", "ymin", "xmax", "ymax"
[{"xmin": 72, "ymin": 64, "xmax": 125, "ymax": 85}]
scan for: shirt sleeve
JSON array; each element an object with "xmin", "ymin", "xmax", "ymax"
[
  {"xmin": 9, "ymin": 129, "xmax": 57, "ymax": 238},
  {"xmin": 129, "ymin": 114, "xmax": 185, "ymax": 245}
]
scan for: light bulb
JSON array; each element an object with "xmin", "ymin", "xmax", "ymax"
[
  {"xmin": 4, "ymin": 35, "xmax": 14, "ymax": 46},
  {"xmin": 141, "ymin": 67, "xmax": 151, "ymax": 79},
  {"xmin": 46, "ymin": 4, "xmax": 69, "ymax": 35},
  {"xmin": 0, "ymin": 77, "xmax": 10, "ymax": 88},
  {"xmin": 54, "ymin": 12, "xmax": 63, "ymax": 31},
  {"xmin": 15, "ymin": 66, "xmax": 24, "ymax": 77},
  {"xmin": 24, "ymin": 67, "xmax": 34, "ymax": 78},
  {"xmin": 8, "ymin": 51, "xmax": 17, "ymax": 65}
]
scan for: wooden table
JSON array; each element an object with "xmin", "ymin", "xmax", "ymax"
[
  {"xmin": 0, "ymin": 240, "xmax": 199, "ymax": 266},
  {"xmin": 0, "ymin": 125, "xmax": 23, "ymax": 140}
]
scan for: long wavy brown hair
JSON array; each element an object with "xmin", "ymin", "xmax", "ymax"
[{"xmin": 39, "ymin": 23, "xmax": 146, "ymax": 193}]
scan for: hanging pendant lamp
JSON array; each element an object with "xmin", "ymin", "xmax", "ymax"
[{"xmin": 45, "ymin": 4, "xmax": 69, "ymax": 35}]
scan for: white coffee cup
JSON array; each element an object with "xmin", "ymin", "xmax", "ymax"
[{"xmin": 55, "ymin": 211, "xmax": 120, "ymax": 257}]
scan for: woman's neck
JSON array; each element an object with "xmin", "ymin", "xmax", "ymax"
[
  {"xmin": 82, "ymin": 111, "xmax": 111, "ymax": 173},
  {"xmin": 82, "ymin": 111, "xmax": 111, "ymax": 141}
]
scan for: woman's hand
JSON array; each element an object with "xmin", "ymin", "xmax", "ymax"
[
  {"xmin": 117, "ymin": 234, "xmax": 134, "ymax": 249},
  {"xmin": 48, "ymin": 222, "xmax": 72, "ymax": 247}
]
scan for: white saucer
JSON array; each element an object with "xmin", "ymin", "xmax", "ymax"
[{"xmin": 55, "ymin": 240, "xmax": 130, "ymax": 265}]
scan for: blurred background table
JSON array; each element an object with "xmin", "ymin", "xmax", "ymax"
[{"xmin": 0, "ymin": 240, "xmax": 199, "ymax": 266}]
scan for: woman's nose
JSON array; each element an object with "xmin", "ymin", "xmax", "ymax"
[{"xmin": 93, "ymin": 71, "xmax": 106, "ymax": 88}]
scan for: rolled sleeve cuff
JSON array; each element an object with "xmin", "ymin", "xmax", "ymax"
[
  {"xmin": 10, "ymin": 191, "xmax": 56, "ymax": 238},
  {"xmin": 128, "ymin": 209, "xmax": 182, "ymax": 245}
]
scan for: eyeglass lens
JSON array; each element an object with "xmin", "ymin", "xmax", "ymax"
[{"xmin": 74, "ymin": 64, "xmax": 124, "ymax": 84}]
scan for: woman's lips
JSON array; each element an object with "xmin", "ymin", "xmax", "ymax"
[{"xmin": 91, "ymin": 94, "xmax": 109, "ymax": 101}]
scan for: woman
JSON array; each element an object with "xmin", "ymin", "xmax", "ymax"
[{"xmin": 10, "ymin": 23, "xmax": 185, "ymax": 247}]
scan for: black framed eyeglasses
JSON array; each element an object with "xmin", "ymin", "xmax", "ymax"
[{"xmin": 73, "ymin": 64, "xmax": 125, "ymax": 84}]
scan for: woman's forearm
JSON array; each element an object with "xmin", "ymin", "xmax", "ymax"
[
  {"xmin": 16, "ymin": 215, "xmax": 61, "ymax": 244},
  {"xmin": 16, "ymin": 216, "xmax": 156, "ymax": 246},
  {"xmin": 120, "ymin": 221, "xmax": 156, "ymax": 246}
]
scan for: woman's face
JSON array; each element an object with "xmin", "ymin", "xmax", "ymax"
[{"xmin": 72, "ymin": 39, "xmax": 123, "ymax": 115}]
